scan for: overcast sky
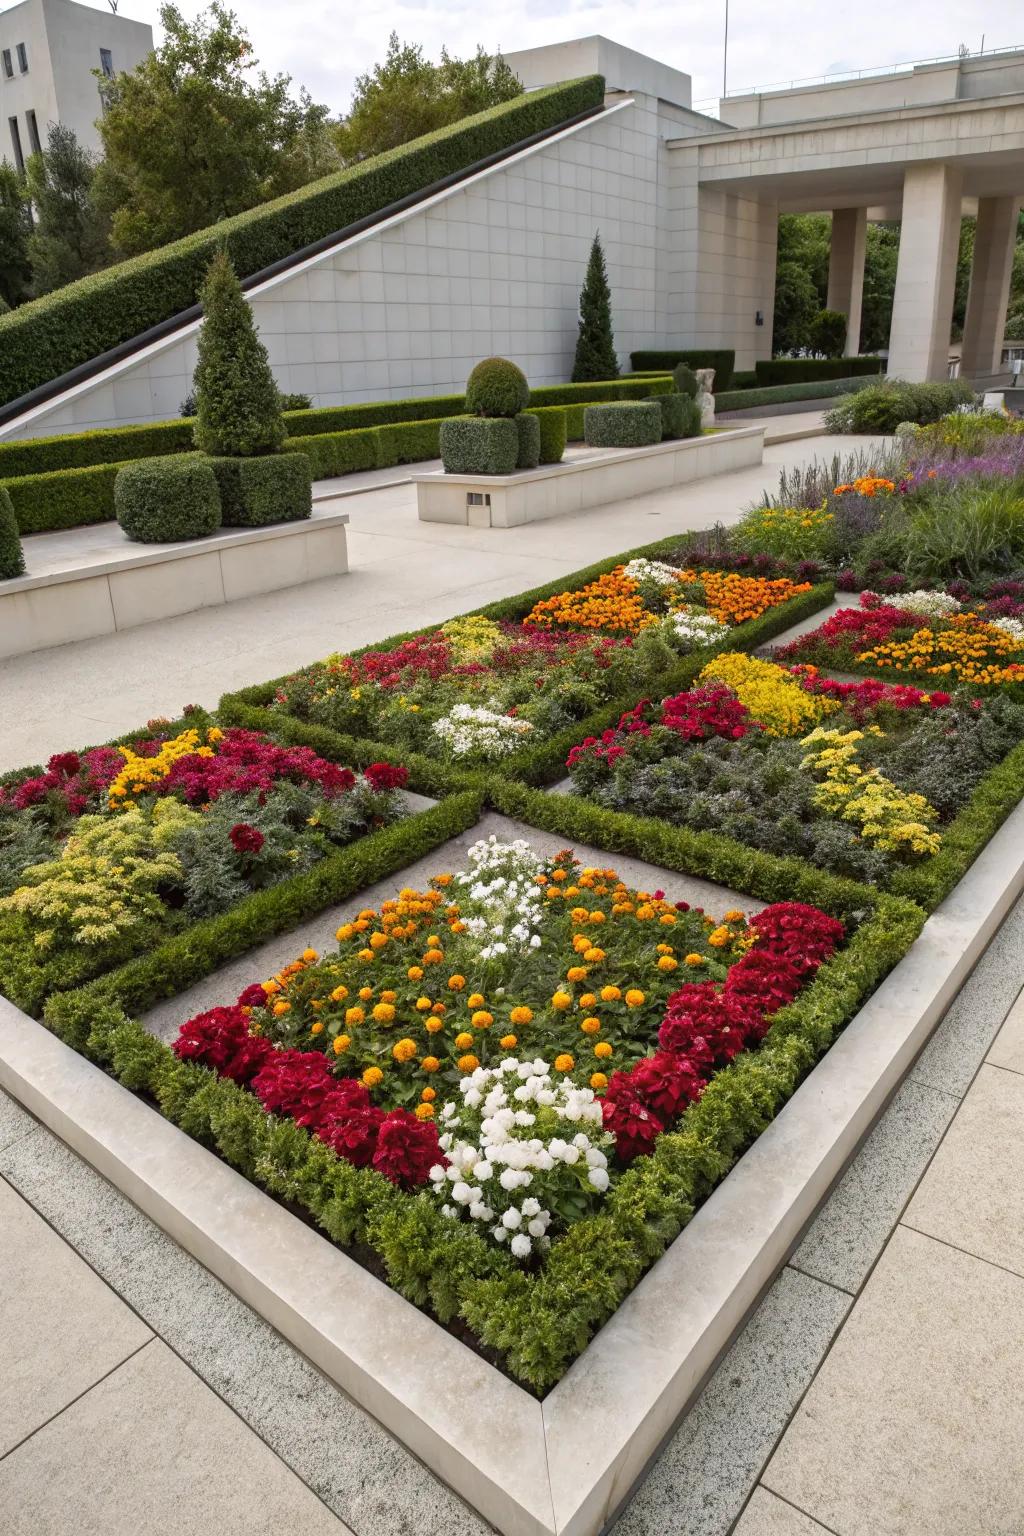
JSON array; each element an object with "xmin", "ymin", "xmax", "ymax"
[{"xmin": 57, "ymin": 0, "xmax": 1024, "ymax": 113}]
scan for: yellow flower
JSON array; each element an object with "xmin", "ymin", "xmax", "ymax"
[
  {"xmin": 372, "ymin": 1002, "xmax": 396, "ymax": 1024},
  {"xmin": 425, "ymin": 1017, "xmax": 444, "ymax": 1034},
  {"xmin": 369, "ymin": 932, "xmax": 388, "ymax": 950},
  {"xmin": 421, "ymin": 1057, "xmax": 440, "ymax": 1074},
  {"xmin": 554, "ymin": 1053, "xmax": 575, "ymax": 1072},
  {"xmin": 657, "ymin": 956, "xmax": 679, "ymax": 972},
  {"xmin": 583, "ymin": 947, "xmax": 606, "ymax": 964},
  {"xmin": 358, "ymin": 986, "xmax": 373, "ymax": 1001},
  {"xmin": 467, "ymin": 991, "xmax": 485, "ymax": 1008},
  {"xmin": 509, "ymin": 1006, "xmax": 533, "ymax": 1026},
  {"xmin": 594, "ymin": 1041, "xmax": 613, "ymax": 1059},
  {"xmin": 448, "ymin": 975, "xmax": 466, "ymax": 991},
  {"xmin": 567, "ymin": 966, "xmax": 588, "ymax": 983},
  {"xmin": 684, "ymin": 953, "xmax": 705, "ymax": 967},
  {"xmin": 330, "ymin": 984, "xmax": 349, "ymax": 1003},
  {"xmin": 551, "ymin": 991, "xmax": 572, "ymax": 1011},
  {"xmin": 332, "ymin": 1033, "xmax": 350, "ymax": 1055},
  {"xmin": 580, "ymin": 1017, "xmax": 601, "ymax": 1035},
  {"xmin": 454, "ymin": 1031, "xmax": 474, "ymax": 1050},
  {"xmin": 407, "ymin": 966, "xmax": 424, "ymax": 981},
  {"xmin": 415, "ymin": 996, "xmax": 432, "ymax": 1012},
  {"xmin": 457, "ymin": 1053, "xmax": 480, "ymax": 1073},
  {"xmin": 302, "ymin": 947, "xmax": 318, "ymax": 963},
  {"xmin": 625, "ymin": 989, "xmax": 645, "ymax": 1007},
  {"xmin": 310, "ymin": 1021, "xmax": 324, "ymax": 1036},
  {"xmin": 362, "ymin": 1066, "xmax": 384, "ymax": 1088},
  {"xmin": 420, "ymin": 1085, "xmax": 437, "ymax": 1101},
  {"xmin": 471, "ymin": 1010, "xmax": 494, "ymax": 1029},
  {"xmin": 600, "ymin": 985, "xmax": 622, "ymax": 1003},
  {"xmin": 273, "ymin": 1000, "xmax": 291, "ymax": 1016},
  {"xmin": 414, "ymin": 1103, "xmax": 435, "ymax": 1120},
  {"xmin": 708, "ymin": 926, "xmax": 730, "ymax": 948},
  {"xmin": 724, "ymin": 909, "xmax": 744, "ymax": 922},
  {"xmin": 500, "ymin": 1034, "xmax": 518, "ymax": 1050},
  {"xmin": 590, "ymin": 1072, "xmax": 608, "ymax": 1090},
  {"xmin": 392, "ymin": 1037, "xmax": 418, "ymax": 1063}
]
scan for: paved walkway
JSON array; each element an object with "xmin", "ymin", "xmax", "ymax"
[{"xmin": 0, "ymin": 433, "xmax": 877, "ymax": 772}]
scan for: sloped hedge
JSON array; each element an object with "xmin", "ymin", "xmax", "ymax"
[{"xmin": 0, "ymin": 76, "xmax": 604, "ymax": 410}]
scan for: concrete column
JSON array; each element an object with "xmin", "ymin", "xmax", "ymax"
[
  {"xmin": 888, "ymin": 164, "xmax": 963, "ymax": 381},
  {"xmin": 960, "ymin": 196, "xmax": 1020, "ymax": 381},
  {"xmin": 826, "ymin": 207, "xmax": 867, "ymax": 355}
]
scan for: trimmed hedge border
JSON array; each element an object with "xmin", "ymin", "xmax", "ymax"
[
  {"xmin": 629, "ymin": 350, "xmax": 736, "ymax": 390},
  {"xmin": 716, "ymin": 377, "xmax": 876, "ymax": 413},
  {"xmin": 0, "ymin": 77, "xmax": 605, "ymax": 410},
  {"xmin": 753, "ymin": 356, "xmax": 884, "ymax": 388}
]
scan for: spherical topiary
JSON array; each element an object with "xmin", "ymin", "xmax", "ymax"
[
  {"xmin": 0, "ymin": 485, "xmax": 25, "ymax": 578},
  {"xmin": 115, "ymin": 455, "xmax": 222, "ymax": 543},
  {"xmin": 465, "ymin": 357, "xmax": 530, "ymax": 419},
  {"xmin": 672, "ymin": 362, "xmax": 699, "ymax": 398}
]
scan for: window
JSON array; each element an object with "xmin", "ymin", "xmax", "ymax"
[
  {"xmin": 16, "ymin": 42, "xmax": 27, "ymax": 73},
  {"xmin": 26, "ymin": 109, "xmax": 40, "ymax": 155},
  {"xmin": 8, "ymin": 116, "xmax": 24, "ymax": 173},
  {"xmin": 1, "ymin": 49, "xmax": 12, "ymax": 80},
  {"xmin": 99, "ymin": 47, "xmax": 114, "ymax": 79}
]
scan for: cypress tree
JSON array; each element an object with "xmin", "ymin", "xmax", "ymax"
[
  {"xmin": 193, "ymin": 249, "xmax": 286, "ymax": 456},
  {"xmin": 0, "ymin": 486, "xmax": 25, "ymax": 579},
  {"xmin": 571, "ymin": 233, "xmax": 620, "ymax": 383}
]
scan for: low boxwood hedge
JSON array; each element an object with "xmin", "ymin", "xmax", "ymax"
[
  {"xmin": 716, "ymin": 377, "xmax": 877, "ymax": 413},
  {"xmin": 524, "ymin": 407, "xmax": 567, "ymax": 464},
  {"xmin": 207, "ymin": 452, "xmax": 312, "ymax": 527},
  {"xmin": 584, "ymin": 401, "xmax": 662, "ymax": 448},
  {"xmin": 0, "ymin": 77, "xmax": 604, "ymax": 410},
  {"xmin": 0, "ymin": 418, "xmax": 196, "ymax": 479},
  {"xmin": 753, "ymin": 356, "xmax": 884, "ymax": 387},
  {"xmin": 375, "ymin": 418, "xmax": 442, "ymax": 469},
  {"xmin": 115, "ymin": 455, "xmax": 222, "ymax": 543},
  {"xmin": 439, "ymin": 416, "xmax": 518, "ymax": 474},
  {"xmin": 5, "ymin": 460, "xmax": 127, "ymax": 534},
  {"xmin": 514, "ymin": 412, "xmax": 541, "ymax": 470},
  {"xmin": 629, "ymin": 350, "xmax": 735, "ymax": 390}
]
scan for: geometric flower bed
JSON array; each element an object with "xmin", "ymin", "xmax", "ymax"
[
  {"xmin": 564, "ymin": 653, "xmax": 1024, "ymax": 883},
  {"xmin": 775, "ymin": 588, "xmax": 1024, "ymax": 689},
  {"xmin": 0, "ymin": 715, "xmax": 411, "ymax": 1013},
  {"xmin": 269, "ymin": 559, "xmax": 815, "ymax": 765}
]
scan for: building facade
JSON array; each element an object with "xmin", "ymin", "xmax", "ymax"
[{"xmin": 0, "ymin": 0, "xmax": 152, "ymax": 166}]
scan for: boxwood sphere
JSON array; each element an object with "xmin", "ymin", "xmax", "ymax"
[
  {"xmin": 465, "ymin": 357, "xmax": 530, "ymax": 418},
  {"xmin": 115, "ymin": 455, "xmax": 222, "ymax": 543}
]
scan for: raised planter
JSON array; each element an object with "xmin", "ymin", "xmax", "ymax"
[
  {"xmin": 1, "ymin": 798, "xmax": 1021, "ymax": 1536},
  {"xmin": 413, "ymin": 424, "xmax": 764, "ymax": 528},
  {"xmin": 0, "ymin": 507, "xmax": 349, "ymax": 659}
]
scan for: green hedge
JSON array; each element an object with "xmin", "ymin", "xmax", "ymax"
[
  {"xmin": 753, "ymin": 356, "xmax": 884, "ymax": 387},
  {"xmin": 115, "ymin": 454, "xmax": 221, "ymax": 543},
  {"xmin": 525, "ymin": 406, "xmax": 567, "ymax": 465},
  {"xmin": 629, "ymin": 351, "xmax": 735, "ymax": 390},
  {"xmin": 0, "ymin": 77, "xmax": 604, "ymax": 410},
  {"xmin": 374, "ymin": 418, "xmax": 442, "ymax": 469},
  {"xmin": 281, "ymin": 427, "xmax": 378, "ymax": 481},
  {"xmin": 716, "ymin": 376, "xmax": 877, "ymax": 413},
  {"xmin": 5, "ymin": 460, "xmax": 127, "ymax": 534},
  {"xmin": 439, "ymin": 415, "xmax": 518, "ymax": 474},
  {"xmin": 0, "ymin": 418, "xmax": 196, "ymax": 478},
  {"xmin": 584, "ymin": 401, "xmax": 662, "ymax": 447},
  {"xmin": 207, "ymin": 452, "xmax": 312, "ymax": 527}
]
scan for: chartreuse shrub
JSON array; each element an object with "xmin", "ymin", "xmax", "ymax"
[
  {"xmin": 584, "ymin": 401, "xmax": 662, "ymax": 448},
  {"xmin": 0, "ymin": 485, "xmax": 25, "ymax": 577},
  {"xmin": 206, "ymin": 452, "xmax": 312, "ymax": 527},
  {"xmin": 0, "ymin": 77, "xmax": 605, "ymax": 409},
  {"xmin": 115, "ymin": 455, "xmax": 222, "ymax": 542}
]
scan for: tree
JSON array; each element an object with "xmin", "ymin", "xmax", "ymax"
[
  {"xmin": 25, "ymin": 124, "xmax": 110, "ymax": 295},
  {"xmin": 811, "ymin": 309, "xmax": 847, "ymax": 358},
  {"xmin": 0, "ymin": 162, "xmax": 32, "ymax": 309},
  {"xmin": 193, "ymin": 249, "xmax": 285, "ymax": 456},
  {"xmin": 860, "ymin": 223, "xmax": 900, "ymax": 353},
  {"xmin": 772, "ymin": 261, "xmax": 819, "ymax": 354},
  {"xmin": 96, "ymin": 3, "xmax": 337, "ymax": 257},
  {"xmin": 335, "ymin": 33, "xmax": 521, "ymax": 163},
  {"xmin": 571, "ymin": 234, "xmax": 619, "ymax": 382}
]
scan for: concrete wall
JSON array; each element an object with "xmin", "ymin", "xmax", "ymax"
[
  {"xmin": 9, "ymin": 94, "xmax": 678, "ymax": 438},
  {"xmin": 506, "ymin": 36, "xmax": 692, "ymax": 110},
  {"xmin": 0, "ymin": 0, "xmax": 152, "ymax": 159}
]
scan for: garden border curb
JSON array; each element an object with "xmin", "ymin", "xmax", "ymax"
[{"xmin": 1, "ymin": 801, "xmax": 1023, "ymax": 1535}]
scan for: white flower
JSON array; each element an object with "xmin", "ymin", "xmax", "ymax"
[
  {"xmin": 527, "ymin": 1218, "xmax": 546, "ymax": 1238},
  {"xmin": 502, "ymin": 1208, "xmax": 523, "ymax": 1230},
  {"xmin": 510, "ymin": 1233, "xmax": 532, "ymax": 1258},
  {"xmin": 666, "ymin": 606, "xmax": 730, "ymax": 651},
  {"xmin": 588, "ymin": 1167, "xmax": 610, "ymax": 1192},
  {"xmin": 521, "ymin": 1197, "xmax": 541, "ymax": 1217},
  {"xmin": 867, "ymin": 589, "xmax": 961, "ymax": 619},
  {"xmin": 623, "ymin": 557, "xmax": 685, "ymax": 587},
  {"xmin": 451, "ymin": 1181, "xmax": 473, "ymax": 1205}
]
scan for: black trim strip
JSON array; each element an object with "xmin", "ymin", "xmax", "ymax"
[{"xmin": 0, "ymin": 102, "xmax": 607, "ymax": 430}]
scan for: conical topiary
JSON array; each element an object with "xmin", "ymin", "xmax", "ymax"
[
  {"xmin": 0, "ymin": 486, "xmax": 25, "ymax": 579},
  {"xmin": 571, "ymin": 233, "xmax": 620, "ymax": 383},
  {"xmin": 193, "ymin": 249, "xmax": 286, "ymax": 457}
]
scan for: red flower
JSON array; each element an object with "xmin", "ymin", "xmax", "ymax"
[
  {"xmin": 316, "ymin": 1103, "xmax": 384, "ymax": 1167},
  {"xmin": 172, "ymin": 1005, "xmax": 273, "ymax": 1082},
  {"xmin": 363, "ymin": 762, "xmax": 409, "ymax": 793},
  {"xmin": 371, "ymin": 1110, "xmax": 442, "ymax": 1188},
  {"xmin": 229, "ymin": 823, "xmax": 265, "ymax": 855},
  {"xmin": 618, "ymin": 1051, "xmax": 704, "ymax": 1120},
  {"xmin": 47, "ymin": 752, "xmax": 81, "ymax": 776},
  {"xmin": 237, "ymin": 983, "xmax": 270, "ymax": 1010},
  {"xmin": 601, "ymin": 1092, "xmax": 664, "ymax": 1164},
  {"xmin": 250, "ymin": 1050, "xmax": 344, "ymax": 1129}
]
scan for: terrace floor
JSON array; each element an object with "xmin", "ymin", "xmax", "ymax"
[{"xmin": 6, "ymin": 424, "xmax": 1019, "ymax": 1535}]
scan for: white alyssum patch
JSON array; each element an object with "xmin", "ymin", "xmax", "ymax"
[
  {"xmin": 623, "ymin": 557, "xmax": 686, "ymax": 588},
  {"xmin": 869, "ymin": 589, "xmax": 961, "ymax": 619},
  {"xmin": 429, "ymin": 1058, "xmax": 615, "ymax": 1258},
  {"xmin": 666, "ymin": 607, "xmax": 729, "ymax": 650},
  {"xmin": 452, "ymin": 836, "xmax": 545, "ymax": 960},
  {"xmin": 987, "ymin": 615, "xmax": 1024, "ymax": 643},
  {"xmin": 432, "ymin": 703, "xmax": 534, "ymax": 759}
]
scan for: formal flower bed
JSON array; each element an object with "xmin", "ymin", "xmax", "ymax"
[
  {"xmin": 0, "ymin": 721, "xmax": 410, "ymax": 1010},
  {"xmin": 171, "ymin": 836, "xmax": 843, "ymax": 1264},
  {"xmin": 269, "ymin": 571, "xmax": 817, "ymax": 766},
  {"xmin": 565, "ymin": 655, "xmax": 1024, "ymax": 883},
  {"xmin": 775, "ymin": 590, "xmax": 1024, "ymax": 689}
]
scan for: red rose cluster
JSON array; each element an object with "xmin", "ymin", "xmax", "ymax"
[
  {"xmin": 600, "ymin": 901, "xmax": 844, "ymax": 1164},
  {"xmin": 172, "ymin": 1003, "xmax": 440, "ymax": 1188},
  {"xmin": 660, "ymin": 684, "xmax": 755, "ymax": 742}
]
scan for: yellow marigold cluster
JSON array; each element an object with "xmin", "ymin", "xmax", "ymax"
[
  {"xmin": 800, "ymin": 727, "xmax": 941, "ymax": 856},
  {"xmin": 855, "ymin": 615, "xmax": 1024, "ymax": 687},
  {"xmin": 108, "ymin": 728, "xmax": 214, "ymax": 808},
  {"xmin": 699, "ymin": 653, "xmax": 838, "ymax": 736},
  {"xmin": 439, "ymin": 614, "xmax": 503, "ymax": 663},
  {"xmin": 675, "ymin": 570, "xmax": 812, "ymax": 626}
]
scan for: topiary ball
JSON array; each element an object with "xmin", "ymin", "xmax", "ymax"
[
  {"xmin": 0, "ymin": 485, "xmax": 25, "ymax": 579},
  {"xmin": 465, "ymin": 357, "xmax": 530, "ymax": 419},
  {"xmin": 115, "ymin": 455, "xmax": 222, "ymax": 543},
  {"xmin": 673, "ymin": 362, "xmax": 699, "ymax": 398}
]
